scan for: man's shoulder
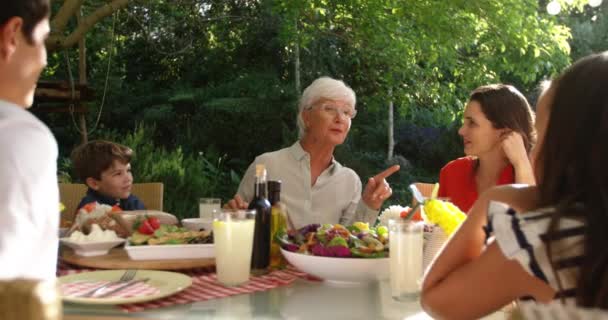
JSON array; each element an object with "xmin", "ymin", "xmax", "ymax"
[
  {"xmin": 0, "ymin": 110, "xmax": 57, "ymax": 174},
  {"xmin": 0, "ymin": 101, "xmax": 49, "ymax": 128},
  {"xmin": 0, "ymin": 104, "xmax": 56, "ymax": 149}
]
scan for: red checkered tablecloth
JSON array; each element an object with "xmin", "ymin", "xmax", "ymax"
[{"xmin": 57, "ymin": 261, "xmax": 312, "ymax": 313}]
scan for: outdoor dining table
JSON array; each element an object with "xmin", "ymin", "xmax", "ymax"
[{"xmin": 62, "ymin": 272, "xmax": 508, "ymax": 320}]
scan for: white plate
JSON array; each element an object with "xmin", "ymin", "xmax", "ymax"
[
  {"xmin": 281, "ymin": 248, "xmax": 389, "ymax": 286},
  {"xmin": 60, "ymin": 238, "xmax": 125, "ymax": 257},
  {"xmin": 59, "ymin": 269, "xmax": 192, "ymax": 305},
  {"xmin": 181, "ymin": 218, "xmax": 213, "ymax": 231},
  {"xmin": 125, "ymin": 242, "xmax": 214, "ymax": 260}
]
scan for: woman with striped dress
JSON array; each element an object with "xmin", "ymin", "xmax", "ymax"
[{"xmin": 420, "ymin": 51, "xmax": 608, "ymax": 319}]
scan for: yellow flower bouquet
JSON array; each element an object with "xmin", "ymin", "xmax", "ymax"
[
  {"xmin": 410, "ymin": 183, "xmax": 467, "ymax": 270},
  {"xmin": 417, "ymin": 183, "xmax": 466, "ymax": 237}
]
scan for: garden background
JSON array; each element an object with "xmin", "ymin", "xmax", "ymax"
[{"xmin": 38, "ymin": 0, "xmax": 608, "ymax": 219}]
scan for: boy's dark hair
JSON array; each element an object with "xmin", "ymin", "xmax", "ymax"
[
  {"xmin": 0, "ymin": 0, "xmax": 50, "ymax": 44},
  {"xmin": 71, "ymin": 140, "xmax": 133, "ymax": 181}
]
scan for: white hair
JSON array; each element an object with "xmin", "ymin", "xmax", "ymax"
[{"xmin": 296, "ymin": 76, "xmax": 356, "ymax": 138}]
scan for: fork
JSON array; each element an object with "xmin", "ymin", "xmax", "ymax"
[
  {"xmin": 77, "ymin": 269, "xmax": 137, "ymax": 298},
  {"xmin": 95, "ymin": 278, "xmax": 150, "ymax": 298}
]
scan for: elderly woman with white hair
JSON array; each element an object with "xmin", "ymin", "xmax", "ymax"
[{"xmin": 226, "ymin": 76, "xmax": 399, "ymax": 228}]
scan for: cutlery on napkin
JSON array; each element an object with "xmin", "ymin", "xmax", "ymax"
[{"xmin": 95, "ymin": 278, "xmax": 150, "ymax": 298}]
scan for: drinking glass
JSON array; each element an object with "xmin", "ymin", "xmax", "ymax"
[
  {"xmin": 199, "ymin": 198, "xmax": 221, "ymax": 219},
  {"xmin": 388, "ymin": 218, "xmax": 424, "ymax": 301},
  {"xmin": 213, "ymin": 209, "xmax": 256, "ymax": 286}
]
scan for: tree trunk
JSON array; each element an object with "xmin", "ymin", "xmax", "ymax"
[
  {"xmin": 294, "ymin": 19, "xmax": 301, "ymax": 94},
  {"xmin": 387, "ymin": 88, "xmax": 394, "ymax": 161},
  {"xmin": 47, "ymin": 0, "xmax": 129, "ymax": 52},
  {"xmin": 77, "ymin": 9, "xmax": 88, "ymax": 144}
]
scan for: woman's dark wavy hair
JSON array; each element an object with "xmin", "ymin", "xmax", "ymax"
[
  {"xmin": 536, "ymin": 51, "xmax": 608, "ymax": 308},
  {"xmin": 0, "ymin": 0, "xmax": 50, "ymax": 44},
  {"xmin": 469, "ymin": 84, "xmax": 536, "ymax": 153}
]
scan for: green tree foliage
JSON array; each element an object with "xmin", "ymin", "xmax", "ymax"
[
  {"xmin": 91, "ymin": 125, "xmax": 240, "ymax": 219},
  {"xmin": 564, "ymin": 1, "xmax": 608, "ymax": 60},
  {"xmin": 42, "ymin": 0, "xmax": 582, "ymax": 211}
]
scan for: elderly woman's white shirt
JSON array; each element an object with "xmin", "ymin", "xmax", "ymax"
[
  {"xmin": 236, "ymin": 142, "xmax": 378, "ymax": 229},
  {"xmin": 0, "ymin": 100, "xmax": 59, "ymax": 281}
]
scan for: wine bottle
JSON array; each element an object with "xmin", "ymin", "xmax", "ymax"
[
  {"xmin": 268, "ymin": 180, "xmax": 288, "ymax": 269},
  {"xmin": 249, "ymin": 164, "xmax": 272, "ymax": 274}
]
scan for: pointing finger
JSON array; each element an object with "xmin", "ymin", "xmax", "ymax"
[{"xmin": 373, "ymin": 165, "xmax": 400, "ymax": 181}]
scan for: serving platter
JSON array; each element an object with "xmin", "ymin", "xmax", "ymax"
[
  {"xmin": 61, "ymin": 247, "xmax": 215, "ymax": 270},
  {"xmin": 124, "ymin": 242, "xmax": 214, "ymax": 260}
]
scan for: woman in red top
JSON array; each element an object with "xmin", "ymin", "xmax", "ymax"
[{"xmin": 438, "ymin": 84, "xmax": 536, "ymax": 212}]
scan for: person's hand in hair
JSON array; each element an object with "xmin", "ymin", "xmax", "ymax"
[
  {"xmin": 501, "ymin": 131, "xmax": 535, "ymax": 185},
  {"xmin": 501, "ymin": 131, "xmax": 526, "ymax": 165}
]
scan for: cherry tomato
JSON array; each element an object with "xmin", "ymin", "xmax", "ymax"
[
  {"xmin": 399, "ymin": 208, "xmax": 412, "ymax": 218},
  {"xmin": 82, "ymin": 202, "xmax": 96, "ymax": 213},
  {"xmin": 138, "ymin": 220, "xmax": 155, "ymax": 235},
  {"xmin": 148, "ymin": 217, "xmax": 161, "ymax": 230},
  {"xmin": 411, "ymin": 209, "xmax": 423, "ymax": 222},
  {"xmin": 399, "ymin": 207, "xmax": 424, "ymax": 221}
]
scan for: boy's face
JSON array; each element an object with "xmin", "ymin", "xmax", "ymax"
[
  {"xmin": 0, "ymin": 16, "xmax": 49, "ymax": 108},
  {"xmin": 87, "ymin": 161, "xmax": 134, "ymax": 200}
]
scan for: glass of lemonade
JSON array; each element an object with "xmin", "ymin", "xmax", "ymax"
[
  {"xmin": 388, "ymin": 218, "xmax": 424, "ymax": 301},
  {"xmin": 200, "ymin": 198, "xmax": 221, "ymax": 219},
  {"xmin": 213, "ymin": 209, "xmax": 256, "ymax": 286}
]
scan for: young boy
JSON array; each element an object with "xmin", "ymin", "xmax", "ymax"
[
  {"xmin": 0, "ymin": 0, "xmax": 58, "ymax": 281},
  {"xmin": 71, "ymin": 140, "xmax": 146, "ymax": 211}
]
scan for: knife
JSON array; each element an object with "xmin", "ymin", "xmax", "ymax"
[{"xmin": 95, "ymin": 278, "xmax": 150, "ymax": 298}]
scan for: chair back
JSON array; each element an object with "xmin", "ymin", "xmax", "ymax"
[
  {"xmin": 58, "ymin": 183, "xmax": 87, "ymax": 225},
  {"xmin": 131, "ymin": 182, "xmax": 164, "ymax": 212},
  {"xmin": 58, "ymin": 182, "xmax": 164, "ymax": 225},
  {"xmin": 411, "ymin": 182, "xmax": 435, "ymax": 206}
]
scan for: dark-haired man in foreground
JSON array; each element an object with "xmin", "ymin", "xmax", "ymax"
[{"xmin": 0, "ymin": 0, "xmax": 59, "ymax": 280}]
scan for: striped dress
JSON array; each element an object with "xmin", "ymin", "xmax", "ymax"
[{"xmin": 485, "ymin": 201, "xmax": 585, "ymax": 304}]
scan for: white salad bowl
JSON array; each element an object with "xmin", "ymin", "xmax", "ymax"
[
  {"xmin": 281, "ymin": 248, "xmax": 389, "ymax": 286},
  {"xmin": 60, "ymin": 238, "xmax": 125, "ymax": 257}
]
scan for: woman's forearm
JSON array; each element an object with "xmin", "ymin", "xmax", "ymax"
[
  {"xmin": 421, "ymin": 194, "xmax": 490, "ymax": 291},
  {"xmin": 513, "ymin": 159, "xmax": 535, "ymax": 185}
]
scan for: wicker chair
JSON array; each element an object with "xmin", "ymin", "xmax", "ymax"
[
  {"xmin": 58, "ymin": 183, "xmax": 87, "ymax": 224},
  {"xmin": 411, "ymin": 182, "xmax": 435, "ymax": 206},
  {"xmin": 131, "ymin": 182, "xmax": 164, "ymax": 212},
  {"xmin": 59, "ymin": 182, "xmax": 164, "ymax": 225}
]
